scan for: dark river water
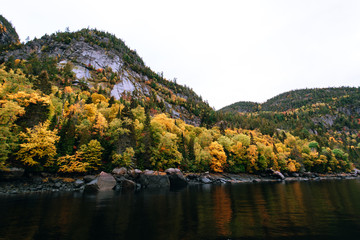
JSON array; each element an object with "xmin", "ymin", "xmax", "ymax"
[{"xmin": 1, "ymin": 179, "xmax": 360, "ymax": 240}]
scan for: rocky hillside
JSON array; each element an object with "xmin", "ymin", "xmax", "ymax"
[
  {"xmin": 0, "ymin": 15, "xmax": 20, "ymax": 50},
  {"xmin": 0, "ymin": 28, "xmax": 214, "ymax": 126}
]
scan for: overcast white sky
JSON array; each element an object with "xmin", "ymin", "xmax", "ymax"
[{"xmin": 2, "ymin": 0, "xmax": 360, "ymax": 109}]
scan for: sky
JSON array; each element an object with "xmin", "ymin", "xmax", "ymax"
[{"xmin": 2, "ymin": 0, "xmax": 360, "ymax": 110}]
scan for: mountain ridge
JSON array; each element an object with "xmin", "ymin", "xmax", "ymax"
[{"xmin": 1, "ymin": 28, "xmax": 215, "ymax": 127}]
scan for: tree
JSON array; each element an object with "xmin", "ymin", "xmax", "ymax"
[
  {"xmin": 0, "ymin": 101, "xmax": 25, "ymax": 167},
  {"xmin": 139, "ymin": 107, "xmax": 153, "ymax": 169},
  {"xmin": 57, "ymin": 154, "xmax": 89, "ymax": 173},
  {"xmin": 79, "ymin": 139, "xmax": 103, "ymax": 172},
  {"xmin": 112, "ymin": 147, "xmax": 135, "ymax": 168},
  {"xmin": 150, "ymin": 132, "xmax": 182, "ymax": 170},
  {"xmin": 209, "ymin": 141, "xmax": 227, "ymax": 172},
  {"xmin": 34, "ymin": 70, "xmax": 52, "ymax": 95},
  {"xmin": 16, "ymin": 121, "xmax": 59, "ymax": 171}
]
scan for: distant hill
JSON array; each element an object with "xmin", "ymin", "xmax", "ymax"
[
  {"xmin": 220, "ymin": 87, "xmax": 360, "ymax": 113},
  {"xmin": 218, "ymin": 101, "xmax": 259, "ymax": 113},
  {"xmin": 261, "ymin": 87, "xmax": 360, "ymax": 112}
]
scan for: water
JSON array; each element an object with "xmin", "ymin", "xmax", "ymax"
[{"xmin": 1, "ymin": 180, "xmax": 360, "ymax": 240}]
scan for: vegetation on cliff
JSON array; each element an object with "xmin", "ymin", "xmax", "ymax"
[{"xmin": 0, "ymin": 15, "xmax": 20, "ymax": 50}]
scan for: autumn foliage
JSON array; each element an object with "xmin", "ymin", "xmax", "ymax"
[{"xmin": 0, "ymin": 59, "xmax": 356, "ymax": 174}]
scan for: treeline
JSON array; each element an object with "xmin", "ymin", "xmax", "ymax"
[{"xmin": 0, "ymin": 65, "xmax": 354, "ymax": 174}]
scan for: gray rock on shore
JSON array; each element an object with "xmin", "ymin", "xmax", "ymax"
[
  {"xmin": 121, "ymin": 179, "xmax": 137, "ymax": 191},
  {"xmin": 165, "ymin": 168, "xmax": 188, "ymax": 188},
  {"xmin": 273, "ymin": 171, "xmax": 285, "ymax": 180},
  {"xmin": 84, "ymin": 172, "xmax": 116, "ymax": 192},
  {"xmin": 112, "ymin": 167, "xmax": 127, "ymax": 175},
  {"xmin": 83, "ymin": 175, "xmax": 97, "ymax": 183},
  {"xmin": 139, "ymin": 171, "xmax": 170, "ymax": 188}
]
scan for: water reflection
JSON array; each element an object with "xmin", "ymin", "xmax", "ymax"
[
  {"xmin": 1, "ymin": 180, "xmax": 360, "ymax": 240},
  {"xmin": 213, "ymin": 186, "xmax": 232, "ymax": 236}
]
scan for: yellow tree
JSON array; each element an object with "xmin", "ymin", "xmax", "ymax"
[
  {"xmin": 150, "ymin": 132, "xmax": 182, "ymax": 170},
  {"xmin": 246, "ymin": 145, "xmax": 258, "ymax": 173},
  {"xmin": 16, "ymin": 121, "xmax": 59, "ymax": 171},
  {"xmin": 57, "ymin": 154, "xmax": 89, "ymax": 173},
  {"xmin": 194, "ymin": 142, "xmax": 212, "ymax": 172},
  {"xmin": 209, "ymin": 141, "xmax": 227, "ymax": 172},
  {"xmin": 78, "ymin": 139, "xmax": 103, "ymax": 172}
]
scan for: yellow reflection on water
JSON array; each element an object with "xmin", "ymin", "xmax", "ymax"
[{"xmin": 213, "ymin": 185, "xmax": 232, "ymax": 236}]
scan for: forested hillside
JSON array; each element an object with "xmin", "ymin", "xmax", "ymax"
[
  {"xmin": 0, "ymin": 15, "xmax": 357, "ymax": 175},
  {"xmin": 219, "ymin": 87, "xmax": 360, "ymax": 167}
]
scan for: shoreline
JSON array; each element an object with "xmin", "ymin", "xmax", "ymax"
[{"xmin": 1, "ymin": 168, "xmax": 359, "ymax": 195}]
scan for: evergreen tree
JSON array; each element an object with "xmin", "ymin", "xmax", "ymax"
[
  {"xmin": 57, "ymin": 116, "xmax": 76, "ymax": 156},
  {"xmin": 139, "ymin": 106, "xmax": 153, "ymax": 169}
]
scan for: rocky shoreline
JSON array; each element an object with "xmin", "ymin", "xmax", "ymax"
[{"xmin": 0, "ymin": 167, "xmax": 360, "ymax": 195}]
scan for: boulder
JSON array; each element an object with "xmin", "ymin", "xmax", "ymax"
[
  {"xmin": 200, "ymin": 176, "xmax": 212, "ymax": 184},
  {"xmin": 128, "ymin": 169, "xmax": 142, "ymax": 178},
  {"xmin": 0, "ymin": 167, "xmax": 25, "ymax": 180},
  {"xmin": 301, "ymin": 172, "xmax": 317, "ymax": 178},
  {"xmin": 83, "ymin": 175, "xmax": 96, "ymax": 183},
  {"xmin": 354, "ymin": 168, "xmax": 360, "ymax": 176},
  {"xmin": 165, "ymin": 168, "xmax": 188, "ymax": 188},
  {"xmin": 215, "ymin": 178, "xmax": 228, "ymax": 184},
  {"xmin": 139, "ymin": 172, "xmax": 170, "ymax": 188},
  {"xmin": 273, "ymin": 171, "xmax": 285, "ymax": 180},
  {"xmin": 121, "ymin": 179, "xmax": 136, "ymax": 191},
  {"xmin": 143, "ymin": 170, "xmax": 155, "ymax": 175},
  {"xmin": 84, "ymin": 172, "xmax": 116, "ymax": 192},
  {"xmin": 84, "ymin": 179, "xmax": 99, "ymax": 192},
  {"xmin": 114, "ymin": 175, "xmax": 126, "ymax": 183},
  {"xmin": 265, "ymin": 169, "xmax": 285, "ymax": 180},
  {"xmin": 165, "ymin": 168, "xmax": 181, "ymax": 174},
  {"xmin": 186, "ymin": 174, "xmax": 200, "ymax": 180},
  {"xmin": 97, "ymin": 172, "xmax": 116, "ymax": 190},
  {"xmin": 74, "ymin": 179, "xmax": 85, "ymax": 188},
  {"xmin": 112, "ymin": 167, "xmax": 127, "ymax": 175},
  {"xmin": 290, "ymin": 172, "xmax": 300, "ymax": 177}
]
